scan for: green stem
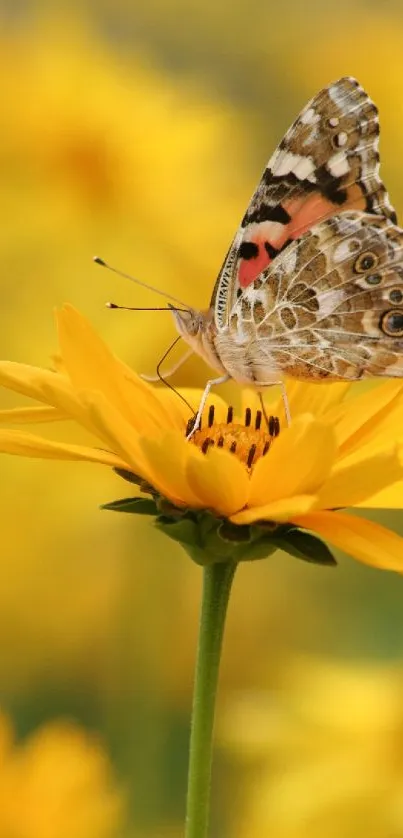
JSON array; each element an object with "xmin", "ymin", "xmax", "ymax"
[{"xmin": 185, "ymin": 560, "xmax": 237, "ymax": 838}]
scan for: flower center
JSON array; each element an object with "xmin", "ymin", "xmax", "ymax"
[{"xmin": 187, "ymin": 405, "xmax": 280, "ymax": 468}]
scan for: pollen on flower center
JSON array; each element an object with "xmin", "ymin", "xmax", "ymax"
[{"xmin": 186, "ymin": 405, "xmax": 280, "ymax": 468}]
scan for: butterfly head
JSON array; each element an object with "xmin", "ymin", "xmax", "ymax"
[
  {"xmin": 169, "ymin": 304, "xmax": 225, "ymax": 373},
  {"xmin": 169, "ymin": 304, "xmax": 204, "ymax": 340}
]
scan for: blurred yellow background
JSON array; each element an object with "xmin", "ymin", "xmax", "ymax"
[{"xmin": 1, "ymin": 2, "xmax": 403, "ymax": 835}]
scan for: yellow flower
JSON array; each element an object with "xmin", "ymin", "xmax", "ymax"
[
  {"xmin": 1, "ymin": 305, "xmax": 403, "ymax": 570},
  {"xmin": 0, "ymin": 712, "xmax": 124, "ymax": 838}
]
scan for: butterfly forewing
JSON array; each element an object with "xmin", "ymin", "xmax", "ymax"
[{"xmin": 213, "ymin": 76, "xmax": 397, "ymax": 330}]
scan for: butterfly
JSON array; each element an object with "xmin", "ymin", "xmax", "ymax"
[{"xmin": 169, "ymin": 76, "xmax": 403, "ymax": 429}]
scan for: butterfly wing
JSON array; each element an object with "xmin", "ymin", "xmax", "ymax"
[
  {"xmin": 213, "ymin": 76, "xmax": 397, "ymax": 330},
  {"xmin": 227, "ymin": 212, "xmax": 403, "ymax": 383}
]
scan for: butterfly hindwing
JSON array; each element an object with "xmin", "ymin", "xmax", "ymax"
[
  {"xmin": 213, "ymin": 76, "xmax": 397, "ymax": 330},
  {"xmin": 228, "ymin": 212, "xmax": 403, "ymax": 382}
]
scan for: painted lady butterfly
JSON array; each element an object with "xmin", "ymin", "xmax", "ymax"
[{"xmin": 170, "ymin": 76, "xmax": 403, "ymax": 427}]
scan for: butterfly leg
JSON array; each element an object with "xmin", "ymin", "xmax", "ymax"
[
  {"xmin": 258, "ymin": 392, "xmax": 279, "ymax": 432},
  {"xmin": 186, "ymin": 374, "xmax": 230, "ymax": 439},
  {"xmin": 279, "ymin": 380, "xmax": 291, "ymax": 426},
  {"xmin": 141, "ymin": 348, "xmax": 194, "ymax": 382},
  {"xmin": 259, "ymin": 381, "xmax": 291, "ymax": 427}
]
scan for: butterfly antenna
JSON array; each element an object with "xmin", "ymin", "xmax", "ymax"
[
  {"xmin": 106, "ymin": 301, "xmax": 188, "ymax": 312},
  {"xmin": 156, "ymin": 336, "xmax": 196, "ymax": 417},
  {"xmin": 94, "ymin": 256, "xmax": 190, "ymax": 309}
]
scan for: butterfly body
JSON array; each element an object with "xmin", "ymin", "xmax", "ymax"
[{"xmin": 172, "ymin": 77, "xmax": 403, "ymax": 393}]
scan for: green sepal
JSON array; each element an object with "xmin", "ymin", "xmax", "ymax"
[
  {"xmin": 273, "ymin": 527, "xmax": 337, "ymax": 566},
  {"xmin": 234, "ymin": 537, "xmax": 279, "ymax": 563},
  {"xmin": 113, "ymin": 467, "xmax": 155, "ymax": 494},
  {"xmin": 113, "ymin": 467, "xmax": 143, "ymax": 485},
  {"xmin": 101, "ymin": 497, "xmax": 158, "ymax": 515},
  {"xmin": 156, "ymin": 498, "xmax": 190, "ymax": 518},
  {"xmin": 155, "ymin": 510, "xmax": 279, "ymax": 565},
  {"xmin": 101, "ymin": 490, "xmax": 336, "ymax": 568},
  {"xmin": 154, "ymin": 515, "xmax": 200, "ymax": 547},
  {"xmin": 218, "ymin": 521, "xmax": 252, "ymax": 543}
]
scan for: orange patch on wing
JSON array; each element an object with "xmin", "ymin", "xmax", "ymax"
[
  {"xmin": 285, "ymin": 185, "xmax": 366, "ymax": 240},
  {"xmin": 238, "ymin": 239, "xmax": 272, "ymax": 289},
  {"xmin": 237, "ymin": 186, "xmax": 366, "ymax": 290},
  {"xmin": 285, "ymin": 194, "xmax": 340, "ymax": 239}
]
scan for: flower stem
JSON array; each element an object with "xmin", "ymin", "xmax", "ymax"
[{"xmin": 185, "ymin": 560, "xmax": 237, "ymax": 838}]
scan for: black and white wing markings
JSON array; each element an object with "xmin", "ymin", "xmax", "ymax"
[{"xmin": 212, "ymin": 76, "xmax": 397, "ymax": 331}]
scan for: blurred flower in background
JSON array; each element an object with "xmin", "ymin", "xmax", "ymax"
[
  {"xmin": 220, "ymin": 655, "xmax": 403, "ymax": 838},
  {"xmin": 0, "ymin": 713, "xmax": 124, "ymax": 837},
  {"xmin": 1, "ymin": 1, "xmax": 403, "ymax": 835}
]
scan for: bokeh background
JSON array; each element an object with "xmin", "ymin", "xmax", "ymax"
[{"xmin": 1, "ymin": 1, "xmax": 403, "ymax": 835}]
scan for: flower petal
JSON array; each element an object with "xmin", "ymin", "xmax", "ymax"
[
  {"xmin": 348, "ymin": 394, "xmax": 403, "ymax": 454},
  {"xmin": 356, "ymin": 481, "xmax": 403, "ymax": 509},
  {"xmin": 139, "ymin": 433, "xmax": 204, "ymax": 507},
  {"xmin": 316, "ymin": 444, "xmax": 403, "ymax": 509},
  {"xmin": 57, "ymin": 306, "xmax": 136, "ymax": 417},
  {"xmin": 244, "ymin": 381, "xmax": 350, "ymax": 428},
  {"xmin": 0, "ymin": 430, "xmax": 127, "ymax": 467},
  {"xmin": 0, "ymin": 361, "xmax": 98, "ymax": 436},
  {"xmin": 0, "ymin": 361, "xmax": 74, "ymax": 407},
  {"xmin": 285, "ymin": 379, "xmax": 351, "ymax": 419},
  {"xmin": 117, "ymin": 357, "xmax": 185, "ymax": 431},
  {"xmin": 0, "ymin": 406, "xmax": 67, "ymax": 423},
  {"xmin": 230, "ymin": 494, "xmax": 318, "ymax": 525},
  {"xmin": 249, "ymin": 415, "xmax": 336, "ymax": 506},
  {"xmin": 77, "ymin": 390, "xmax": 153, "ymax": 480},
  {"xmin": 57, "ymin": 305, "xmax": 170, "ymax": 433},
  {"xmin": 291, "ymin": 510, "xmax": 403, "ymax": 572},
  {"xmin": 324, "ymin": 380, "xmax": 403, "ymax": 453},
  {"xmin": 186, "ymin": 446, "xmax": 249, "ymax": 516}
]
